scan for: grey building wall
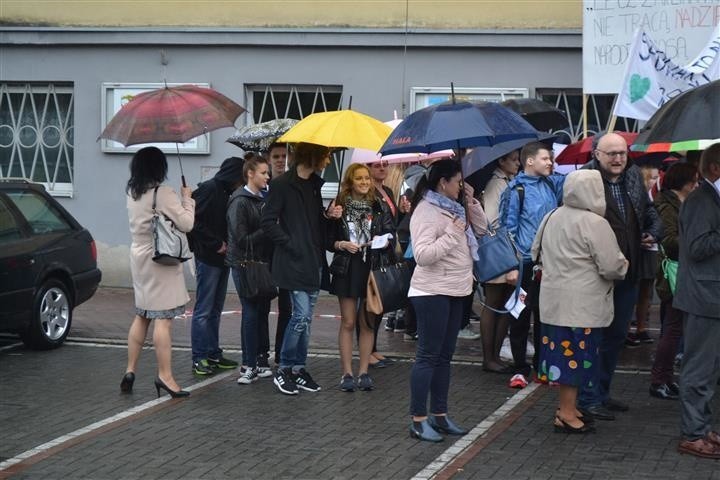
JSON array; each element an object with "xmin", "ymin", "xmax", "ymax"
[{"xmin": 0, "ymin": 28, "xmax": 581, "ymax": 288}]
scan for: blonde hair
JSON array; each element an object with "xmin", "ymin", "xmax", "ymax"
[{"xmin": 337, "ymin": 163, "xmax": 376, "ymax": 206}]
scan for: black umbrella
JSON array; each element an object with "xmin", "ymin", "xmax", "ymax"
[
  {"xmin": 632, "ymin": 79, "xmax": 720, "ymax": 153},
  {"xmin": 500, "ymin": 98, "xmax": 568, "ymax": 132},
  {"xmin": 462, "ymin": 133, "xmax": 556, "ymax": 192}
]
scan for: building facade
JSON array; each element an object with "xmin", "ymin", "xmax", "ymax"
[{"xmin": 1, "ymin": 1, "xmax": 600, "ymax": 287}]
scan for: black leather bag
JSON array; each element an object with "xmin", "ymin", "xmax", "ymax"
[
  {"xmin": 366, "ymin": 260, "xmax": 412, "ymax": 315},
  {"xmin": 329, "ymin": 253, "xmax": 350, "ymax": 277},
  {"xmin": 235, "ymin": 239, "xmax": 277, "ymax": 300}
]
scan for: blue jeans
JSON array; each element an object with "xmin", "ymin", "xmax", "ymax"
[
  {"xmin": 239, "ymin": 297, "xmax": 271, "ymax": 368},
  {"xmin": 191, "ymin": 260, "xmax": 229, "ymax": 363},
  {"xmin": 409, "ymin": 295, "xmax": 463, "ymax": 417},
  {"xmin": 579, "ymin": 279, "xmax": 639, "ymax": 408},
  {"xmin": 232, "ymin": 268, "xmax": 271, "ymax": 368},
  {"xmin": 279, "ymin": 289, "xmax": 319, "ymax": 371}
]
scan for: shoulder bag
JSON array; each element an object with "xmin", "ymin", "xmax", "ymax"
[
  {"xmin": 473, "ymin": 185, "xmax": 525, "ymax": 283},
  {"xmin": 473, "ymin": 226, "xmax": 521, "ymax": 283},
  {"xmin": 366, "ymin": 258, "xmax": 413, "ymax": 315},
  {"xmin": 235, "ymin": 237, "xmax": 278, "ymax": 300},
  {"xmin": 151, "ymin": 186, "xmax": 192, "ymax": 265}
]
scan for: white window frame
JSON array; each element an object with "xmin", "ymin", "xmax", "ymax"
[
  {"xmin": 410, "ymin": 87, "xmax": 529, "ymax": 112},
  {"xmin": 244, "ymin": 84, "xmax": 344, "ymax": 199},
  {"xmin": 100, "ymin": 82, "xmax": 211, "ymax": 155},
  {"xmin": 0, "ymin": 83, "xmax": 75, "ymax": 197}
]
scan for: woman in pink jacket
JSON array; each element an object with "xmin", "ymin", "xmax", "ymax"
[{"xmin": 408, "ymin": 159, "xmax": 488, "ymax": 442}]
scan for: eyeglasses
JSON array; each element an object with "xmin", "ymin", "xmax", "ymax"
[{"xmin": 596, "ymin": 149, "xmax": 628, "ymax": 158}]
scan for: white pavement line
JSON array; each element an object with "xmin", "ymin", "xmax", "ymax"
[
  {"xmin": 0, "ymin": 370, "xmax": 235, "ymax": 473},
  {"xmin": 411, "ymin": 382, "xmax": 540, "ymax": 480},
  {"xmin": 0, "ymin": 342, "xmax": 23, "ymax": 352}
]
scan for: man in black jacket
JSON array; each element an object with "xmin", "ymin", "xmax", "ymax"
[
  {"xmin": 674, "ymin": 144, "xmax": 720, "ymax": 459},
  {"xmin": 188, "ymin": 157, "xmax": 244, "ymax": 375},
  {"xmin": 261, "ymin": 142, "xmax": 342, "ymax": 395},
  {"xmin": 579, "ymin": 132, "xmax": 663, "ymax": 420}
]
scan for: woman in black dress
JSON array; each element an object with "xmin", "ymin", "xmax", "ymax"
[{"xmin": 329, "ymin": 163, "xmax": 394, "ymax": 392}]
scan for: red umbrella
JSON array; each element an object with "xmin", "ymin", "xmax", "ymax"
[
  {"xmin": 98, "ymin": 84, "xmax": 245, "ymax": 185},
  {"xmin": 99, "ymin": 84, "xmax": 245, "ymax": 146},
  {"xmin": 555, "ymin": 132, "xmax": 639, "ymax": 166}
]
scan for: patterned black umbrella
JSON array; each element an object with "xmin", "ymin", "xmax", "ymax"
[{"xmin": 226, "ymin": 118, "xmax": 298, "ymax": 152}]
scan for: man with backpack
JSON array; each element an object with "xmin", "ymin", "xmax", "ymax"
[{"xmin": 499, "ymin": 142, "xmax": 564, "ymax": 389}]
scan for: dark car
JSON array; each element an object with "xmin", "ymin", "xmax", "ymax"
[{"xmin": 0, "ymin": 179, "xmax": 101, "ymax": 349}]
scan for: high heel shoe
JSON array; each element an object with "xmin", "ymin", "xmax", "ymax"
[
  {"xmin": 120, "ymin": 372, "xmax": 135, "ymax": 393},
  {"xmin": 154, "ymin": 377, "xmax": 190, "ymax": 398},
  {"xmin": 553, "ymin": 415, "xmax": 594, "ymax": 434},
  {"xmin": 409, "ymin": 420, "xmax": 444, "ymax": 442},
  {"xmin": 428, "ymin": 415, "xmax": 469, "ymax": 435}
]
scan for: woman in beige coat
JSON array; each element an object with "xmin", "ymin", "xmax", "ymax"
[
  {"xmin": 479, "ymin": 150, "xmax": 520, "ymax": 372},
  {"xmin": 532, "ymin": 170, "xmax": 628, "ymax": 433},
  {"xmin": 121, "ymin": 147, "xmax": 195, "ymax": 398}
]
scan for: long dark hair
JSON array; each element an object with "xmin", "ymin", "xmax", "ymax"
[
  {"xmin": 410, "ymin": 159, "xmax": 461, "ymax": 212},
  {"xmin": 126, "ymin": 147, "xmax": 168, "ymax": 200}
]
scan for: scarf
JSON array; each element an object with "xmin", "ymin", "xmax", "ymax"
[
  {"xmin": 344, "ymin": 198, "xmax": 373, "ymax": 245},
  {"xmin": 424, "ymin": 189, "xmax": 479, "ymax": 261}
]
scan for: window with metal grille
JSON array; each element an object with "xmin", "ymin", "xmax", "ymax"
[
  {"xmin": 536, "ymin": 89, "xmax": 640, "ymax": 144},
  {"xmin": 245, "ymin": 84, "xmax": 343, "ymax": 193},
  {"xmin": 0, "ymin": 83, "xmax": 74, "ymax": 197}
]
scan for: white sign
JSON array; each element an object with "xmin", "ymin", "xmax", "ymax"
[
  {"xmin": 583, "ymin": 0, "xmax": 720, "ymax": 94},
  {"xmin": 614, "ymin": 28, "xmax": 720, "ymax": 120}
]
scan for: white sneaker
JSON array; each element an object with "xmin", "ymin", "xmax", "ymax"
[
  {"xmin": 499, "ymin": 337, "xmax": 513, "ymax": 361},
  {"xmin": 257, "ymin": 366, "xmax": 273, "ymax": 378},
  {"xmin": 457, "ymin": 327, "xmax": 480, "ymax": 340},
  {"xmin": 237, "ymin": 367, "xmax": 259, "ymax": 384}
]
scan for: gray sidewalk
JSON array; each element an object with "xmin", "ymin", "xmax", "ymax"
[
  {"xmin": 69, "ymin": 287, "xmax": 659, "ymax": 370},
  {"xmin": 1, "ymin": 342, "xmax": 718, "ymax": 479},
  {"xmin": 3, "ymin": 288, "xmax": 714, "ymax": 480}
]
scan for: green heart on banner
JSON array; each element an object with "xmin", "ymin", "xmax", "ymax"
[{"xmin": 629, "ymin": 74, "xmax": 651, "ymax": 103}]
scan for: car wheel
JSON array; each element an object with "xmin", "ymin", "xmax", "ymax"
[{"xmin": 21, "ymin": 278, "xmax": 73, "ymax": 350}]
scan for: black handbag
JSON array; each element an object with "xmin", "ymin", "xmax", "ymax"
[
  {"xmin": 329, "ymin": 253, "xmax": 350, "ymax": 277},
  {"xmin": 366, "ymin": 260, "xmax": 412, "ymax": 315},
  {"xmin": 235, "ymin": 238, "xmax": 277, "ymax": 300}
]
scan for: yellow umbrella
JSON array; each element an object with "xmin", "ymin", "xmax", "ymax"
[{"xmin": 278, "ymin": 110, "xmax": 392, "ymax": 151}]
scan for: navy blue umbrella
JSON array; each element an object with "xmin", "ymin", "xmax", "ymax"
[{"xmin": 378, "ymin": 101, "xmax": 540, "ymax": 156}]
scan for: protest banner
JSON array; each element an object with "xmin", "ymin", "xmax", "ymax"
[
  {"xmin": 613, "ymin": 27, "xmax": 720, "ymax": 120},
  {"xmin": 583, "ymin": 0, "xmax": 720, "ymax": 94}
]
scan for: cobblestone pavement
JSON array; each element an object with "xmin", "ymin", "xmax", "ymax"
[{"xmin": 0, "ymin": 288, "xmax": 718, "ymax": 479}]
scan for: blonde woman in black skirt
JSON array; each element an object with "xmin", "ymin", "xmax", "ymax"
[{"xmin": 328, "ymin": 163, "xmax": 394, "ymax": 392}]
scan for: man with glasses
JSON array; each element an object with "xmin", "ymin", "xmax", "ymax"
[{"xmin": 579, "ymin": 132, "xmax": 663, "ymax": 421}]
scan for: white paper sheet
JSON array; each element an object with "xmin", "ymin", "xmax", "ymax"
[
  {"xmin": 505, "ymin": 287, "xmax": 527, "ymax": 319},
  {"xmin": 370, "ymin": 233, "xmax": 393, "ymax": 250}
]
